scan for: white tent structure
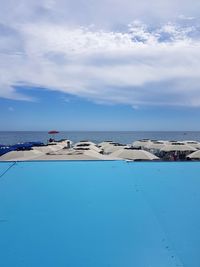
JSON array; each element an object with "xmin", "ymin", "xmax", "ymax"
[
  {"xmin": 58, "ymin": 140, "xmax": 73, "ymax": 148},
  {"xmin": 103, "ymin": 144, "xmax": 126, "ymax": 154},
  {"xmin": 0, "ymin": 150, "xmax": 44, "ymax": 161},
  {"xmin": 145, "ymin": 141, "xmax": 166, "ymax": 151},
  {"xmin": 160, "ymin": 143, "xmax": 197, "ymax": 152},
  {"xmin": 80, "ymin": 149, "xmax": 114, "ymax": 160},
  {"xmin": 48, "ymin": 140, "xmax": 72, "ymax": 147},
  {"xmin": 35, "ymin": 148, "xmax": 115, "ymax": 161},
  {"xmin": 183, "ymin": 141, "xmax": 200, "ymax": 149},
  {"xmin": 187, "ymin": 150, "xmax": 200, "ymax": 160},
  {"xmin": 33, "ymin": 144, "xmax": 64, "ymax": 154},
  {"xmin": 74, "ymin": 141, "xmax": 96, "ymax": 147},
  {"xmin": 132, "ymin": 140, "xmax": 152, "ymax": 149},
  {"xmin": 76, "ymin": 145, "xmax": 102, "ymax": 153},
  {"xmin": 73, "ymin": 142, "xmax": 102, "ymax": 153},
  {"xmin": 111, "ymin": 148, "xmax": 159, "ymax": 161},
  {"xmin": 98, "ymin": 141, "xmax": 113, "ymax": 147}
]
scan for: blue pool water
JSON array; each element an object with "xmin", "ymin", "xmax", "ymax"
[{"xmin": 0, "ymin": 161, "xmax": 200, "ymax": 267}]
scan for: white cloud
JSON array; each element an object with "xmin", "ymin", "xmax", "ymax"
[{"xmin": 0, "ymin": 0, "xmax": 200, "ymax": 107}]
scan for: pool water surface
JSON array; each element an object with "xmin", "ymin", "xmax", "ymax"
[{"xmin": 0, "ymin": 161, "xmax": 200, "ymax": 267}]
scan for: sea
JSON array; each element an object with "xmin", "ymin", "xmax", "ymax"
[{"xmin": 0, "ymin": 131, "xmax": 200, "ymax": 146}]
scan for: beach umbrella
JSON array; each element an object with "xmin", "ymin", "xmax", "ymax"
[
  {"xmin": 35, "ymin": 148, "xmax": 114, "ymax": 161},
  {"xmin": 98, "ymin": 141, "xmax": 113, "ymax": 148},
  {"xmin": 48, "ymin": 130, "xmax": 59, "ymax": 141},
  {"xmin": 82, "ymin": 149, "xmax": 113, "ymax": 160},
  {"xmin": 183, "ymin": 141, "xmax": 200, "ymax": 149},
  {"xmin": 132, "ymin": 139, "xmax": 152, "ymax": 149},
  {"xmin": 111, "ymin": 148, "xmax": 159, "ymax": 161},
  {"xmin": 0, "ymin": 150, "xmax": 43, "ymax": 161},
  {"xmin": 145, "ymin": 141, "xmax": 166, "ymax": 151},
  {"xmin": 58, "ymin": 139, "xmax": 73, "ymax": 148},
  {"xmin": 74, "ymin": 141, "xmax": 96, "ymax": 146},
  {"xmin": 48, "ymin": 139, "xmax": 71, "ymax": 147},
  {"xmin": 33, "ymin": 144, "xmax": 64, "ymax": 154},
  {"xmin": 99, "ymin": 141, "xmax": 124, "ymax": 148},
  {"xmin": 48, "ymin": 130, "xmax": 59, "ymax": 134},
  {"xmin": 10, "ymin": 143, "xmax": 33, "ymax": 151},
  {"xmin": 0, "ymin": 146, "xmax": 13, "ymax": 156},
  {"xmin": 187, "ymin": 150, "xmax": 200, "ymax": 160},
  {"xmin": 160, "ymin": 143, "xmax": 197, "ymax": 152},
  {"xmin": 103, "ymin": 144, "xmax": 126, "ymax": 154},
  {"xmin": 73, "ymin": 141, "xmax": 101, "ymax": 153}
]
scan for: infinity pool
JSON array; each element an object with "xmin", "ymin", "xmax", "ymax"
[{"xmin": 0, "ymin": 161, "xmax": 200, "ymax": 267}]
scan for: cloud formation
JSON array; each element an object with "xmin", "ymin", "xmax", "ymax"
[{"xmin": 0, "ymin": 0, "xmax": 200, "ymax": 107}]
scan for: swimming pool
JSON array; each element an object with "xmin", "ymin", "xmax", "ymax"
[{"xmin": 0, "ymin": 161, "xmax": 200, "ymax": 267}]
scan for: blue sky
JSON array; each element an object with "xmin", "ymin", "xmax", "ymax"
[
  {"xmin": 1, "ymin": 86, "xmax": 200, "ymax": 131},
  {"xmin": 1, "ymin": 0, "xmax": 200, "ymax": 130}
]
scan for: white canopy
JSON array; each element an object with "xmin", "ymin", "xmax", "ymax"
[
  {"xmin": 187, "ymin": 150, "xmax": 200, "ymax": 159},
  {"xmin": 73, "ymin": 143, "xmax": 102, "ymax": 153},
  {"xmin": 74, "ymin": 141, "xmax": 96, "ymax": 146},
  {"xmin": 111, "ymin": 148, "xmax": 159, "ymax": 161},
  {"xmin": 132, "ymin": 140, "xmax": 152, "ymax": 148},
  {"xmin": 183, "ymin": 141, "xmax": 200, "ymax": 149},
  {"xmin": 103, "ymin": 144, "xmax": 126, "ymax": 154},
  {"xmin": 160, "ymin": 143, "xmax": 197, "ymax": 152},
  {"xmin": 33, "ymin": 144, "xmax": 64, "ymax": 153},
  {"xmin": 145, "ymin": 141, "xmax": 166, "ymax": 150},
  {"xmin": 98, "ymin": 141, "xmax": 113, "ymax": 147},
  {"xmin": 0, "ymin": 150, "xmax": 44, "ymax": 161},
  {"xmin": 35, "ymin": 148, "xmax": 115, "ymax": 160}
]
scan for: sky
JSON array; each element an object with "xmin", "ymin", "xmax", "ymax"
[{"xmin": 1, "ymin": 0, "xmax": 200, "ymax": 130}]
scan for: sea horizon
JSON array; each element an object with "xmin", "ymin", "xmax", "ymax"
[{"xmin": 1, "ymin": 130, "xmax": 200, "ymax": 146}]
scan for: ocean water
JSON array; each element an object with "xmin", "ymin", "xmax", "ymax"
[
  {"xmin": 0, "ymin": 161, "xmax": 200, "ymax": 267},
  {"xmin": 0, "ymin": 131, "xmax": 200, "ymax": 145}
]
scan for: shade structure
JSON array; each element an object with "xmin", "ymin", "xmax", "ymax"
[
  {"xmin": 75, "ymin": 145, "xmax": 102, "ymax": 153},
  {"xmin": 75, "ymin": 141, "xmax": 96, "ymax": 146},
  {"xmin": 34, "ymin": 148, "xmax": 115, "ymax": 160},
  {"xmin": 73, "ymin": 142, "xmax": 101, "ymax": 153},
  {"xmin": 187, "ymin": 150, "xmax": 200, "ymax": 160},
  {"xmin": 132, "ymin": 139, "xmax": 152, "ymax": 149},
  {"xmin": 0, "ymin": 146, "xmax": 13, "ymax": 156},
  {"xmin": 79, "ymin": 149, "xmax": 114, "ymax": 160},
  {"xmin": 160, "ymin": 143, "xmax": 197, "ymax": 152},
  {"xmin": 48, "ymin": 130, "xmax": 59, "ymax": 134},
  {"xmin": 103, "ymin": 144, "xmax": 126, "ymax": 154},
  {"xmin": 33, "ymin": 144, "xmax": 64, "ymax": 154},
  {"xmin": 111, "ymin": 148, "xmax": 159, "ymax": 161},
  {"xmin": 48, "ymin": 130, "xmax": 59, "ymax": 141},
  {"xmin": 0, "ymin": 150, "xmax": 43, "ymax": 161},
  {"xmin": 98, "ymin": 141, "xmax": 113, "ymax": 148},
  {"xmin": 183, "ymin": 141, "xmax": 200, "ymax": 149},
  {"xmin": 145, "ymin": 141, "xmax": 166, "ymax": 150},
  {"xmin": 60, "ymin": 139, "xmax": 73, "ymax": 146}
]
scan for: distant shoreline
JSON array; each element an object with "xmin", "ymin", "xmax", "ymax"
[
  {"xmin": 1, "ymin": 130, "xmax": 200, "ymax": 133},
  {"xmin": 1, "ymin": 131, "xmax": 200, "ymax": 147}
]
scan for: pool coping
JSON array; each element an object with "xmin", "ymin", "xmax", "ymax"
[{"xmin": 0, "ymin": 160, "xmax": 200, "ymax": 163}]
